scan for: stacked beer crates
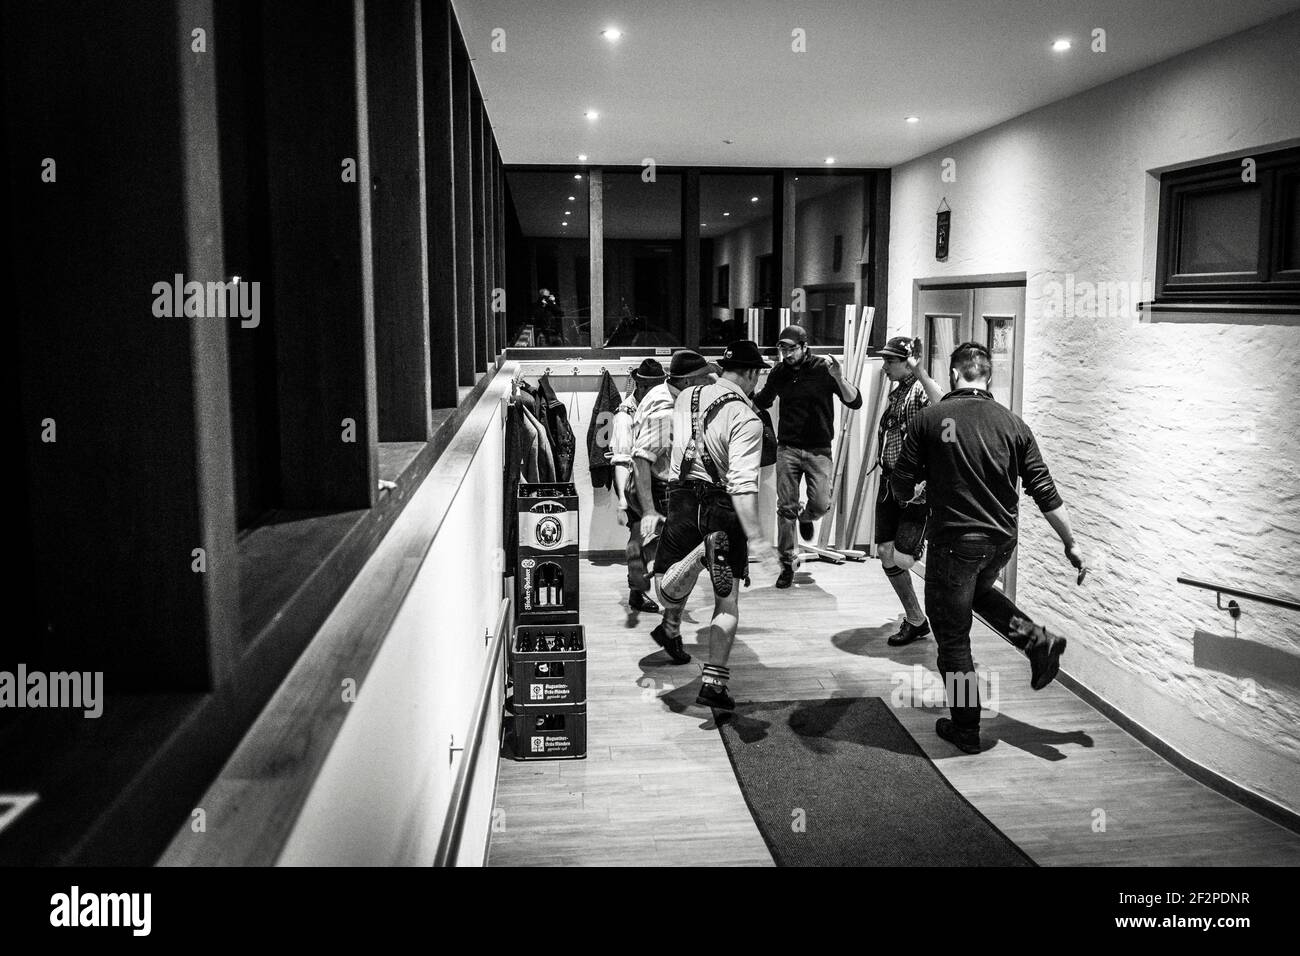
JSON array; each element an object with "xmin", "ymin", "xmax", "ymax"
[{"xmin": 508, "ymin": 483, "xmax": 586, "ymax": 760}]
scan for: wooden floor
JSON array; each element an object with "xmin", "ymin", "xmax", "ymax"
[{"xmin": 489, "ymin": 555, "xmax": 1300, "ymax": 866}]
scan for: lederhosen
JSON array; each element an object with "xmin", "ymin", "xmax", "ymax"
[{"xmin": 653, "ymin": 387, "xmax": 751, "ymax": 579}]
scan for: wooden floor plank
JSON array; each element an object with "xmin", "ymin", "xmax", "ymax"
[{"xmin": 488, "ymin": 556, "xmax": 1300, "ymax": 866}]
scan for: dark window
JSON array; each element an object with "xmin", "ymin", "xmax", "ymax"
[
  {"xmin": 1156, "ymin": 145, "xmax": 1300, "ymax": 305},
  {"xmin": 715, "ymin": 264, "xmax": 730, "ymax": 306}
]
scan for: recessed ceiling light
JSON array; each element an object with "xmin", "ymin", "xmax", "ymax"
[
  {"xmin": 564, "ymin": 210, "xmax": 572, "ymax": 215},
  {"xmin": 577, "ymin": 154, "xmax": 588, "ymax": 161},
  {"xmin": 562, "ymin": 221, "xmax": 568, "ymax": 226},
  {"xmin": 824, "ymin": 157, "xmax": 836, "ymax": 164},
  {"xmin": 574, "ymin": 174, "xmax": 583, "ymax": 180},
  {"xmin": 701, "ymin": 223, "xmax": 707, "ymax": 227},
  {"xmin": 905, "ymin": 116, "xmax": 920, "ymax": 124},
  {"xmin": 1052, "ymin": 38, "xmax": 1071, "ymax": 51},
  {"xmin": 568, "ymin": 195, "xmax": 576, "ymax": 201},
  {"xmin": 750, "ymin": 196, "xmax": 759, "ymax": 202},
  {"xmin": 584, "ymin": 110, "xmax": 599, "ymax": 120},
  {"xmin": 602, "ymin": 28, "xmax": 622, "ymax": 41},
  {"xmin": 723, "ymin": 212, "xmax": 730, "ymax": 217}
]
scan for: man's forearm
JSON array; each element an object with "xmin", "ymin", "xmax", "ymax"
[
  {"xmin": 613, "ymin": 463, "xmax": 632, "ymax": 506},
  {"xmin": 1043, "ymin": 505, "xmax": 1075, "ymax": 547},
  {"xmin": 836, "ymin": 378, "xmax": 860, "ymax": 404},
  {"xmin": 633, "ymin": 459, "xmax": 659, "ymax": 516},
  {"xmin": 729, "ymin": 492, "xmax": 770, "ymax": 545},
  {"xmin": 912, "ymin": 364, "xmax": 946, "ymax": 404}
]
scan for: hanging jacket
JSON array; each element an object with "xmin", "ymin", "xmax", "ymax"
[
  {"xmin": 588, "ymin": 368, "xmax": 623, "ymax": 489},
  {"xmin": 538, "ymin": 372, "xmax": 576, "ymax": 482},
  {"xmin": 503, "ymin": 403, "xmax": 531, "ymax": 572},
  {"xmin": 520, "ymin": 404, "xmax": 555, "ymax": 482}
]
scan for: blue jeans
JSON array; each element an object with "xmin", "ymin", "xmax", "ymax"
[
  {"xmin": 925, "ymin": 533, "xmax": 1033, "ymax": 730},
  {"xmin": 775, "ymin": 444, "xmax": 834, "ymax": 565}
]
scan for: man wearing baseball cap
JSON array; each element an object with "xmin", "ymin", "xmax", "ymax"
[
  {"xmin": 630, "ymin": 350, "xmax": 716, "ymax": 662},
  {"xmin": 752, "ymin": 324, "xmax": 863, "ymax": 588},
  {"xmin": 612, "ymin": 359, "xmax": 668, "ymax": 613},
  {"xmin": 874, "ymin": 335, "xmax": 946, "ymax": 647},
  {"xmin": 652, "ymin": 341, "xmax": 783, "ymax": 709}
]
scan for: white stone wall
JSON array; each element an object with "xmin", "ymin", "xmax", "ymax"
[{"xmin": 888, "ymin": 14, "xmax": 1300, "ymax": 811}]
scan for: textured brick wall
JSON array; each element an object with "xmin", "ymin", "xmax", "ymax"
[{"xmin": 888, "ymin": 15, "xmax": 1300, "ymax": 809}]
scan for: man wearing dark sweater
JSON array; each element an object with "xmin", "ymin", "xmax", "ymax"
[
  {"xmin": 753, "ymin": 325, "xmax": 862, "ymax": 587},
  {"xmin": 891, "ymin": 341, "xmax": 1086, "ymax": 755}
]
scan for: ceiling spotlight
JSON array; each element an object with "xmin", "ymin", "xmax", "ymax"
[
  {"xmin": 562, "ymin": 221, "xmax": 568, "ymax": 226},
  {"xmin": 584, "ymin": 110, "xmax": 599, "ymax": 120},
  {"xmin": 574, "ymin": 174, "xmax": 583, "ymax": 180},
  {"xmin": 824, "ymin": 157, "xmax": 836, "ymax": 164},
  {"xmin": 723, "ymin": 212, "xmax": 731, "ymax": 217},
  {"xmin": 750, "ymin": 196, "xmax": 759, "ymax": 203},
  {"xmin": 1052, "ymin": 38, "xmax": 1071, "ymax": 51},
  {"xmin": 701, "ymin": 223, "xmax": 707, "ymax": 227},
  {"xmin": 568, "ymin": 195, "xmax": 576, "ymax": 201},
  {"xmin": 905, "ymin": 116, "xmax": 920, "ymax": 124},
  {"xmin": 564, "ymin": 210, "xmax": 572, "ymax": 215},
  {"xmin": 577, "ymin": 154, "xmax": 588, "ymax": 161},
  {"xmin": 602, "ymin": 28, "xmax": 622, "ymax": 41}
]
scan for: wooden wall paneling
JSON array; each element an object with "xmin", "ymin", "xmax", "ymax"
[
  {"xmin": 866, "ymin": 170, "xmax": 891, "ymax": 348},
  {"xmin": 470, "ymin": 89, "xmax": 489, "ymax": 370},
  {"xmin": 451, "ymin": 43, "xmax": 476, "ymax": 384},
  {"xmin": 367, "ymin": 0, "xmax": 432, "ymax": 441},
  {"xmin": 261, "ymin": 0, "xmax": 378, "ymax": 509}
]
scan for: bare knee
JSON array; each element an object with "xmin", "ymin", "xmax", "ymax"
[
  {"xmin": 879, "ymin": 542, "xmax": 895, "ymax": 566},
  {"xmin": 894, "ymin": 550, "xmax": 916, "ymax": 570}
]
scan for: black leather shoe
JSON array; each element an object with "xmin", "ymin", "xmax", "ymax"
[
  {"xmin": 1012, "ymin": 616, "xmax": 1067, "ymax": 690},
  {"xmin": 936, "ymin": 717, "xmax": 981, "ymax": 754},
  {"xmin": 799, "ymin": 520, "xmax": 815, "ymax": 541},
  {"xmin": 887, "ymin": 618, "xmax": 931, "ymax": 647},
  {"xmin": 629, "ymin": 590, "xmax": 660, "ymax": 613},
  {"xmin": 650, "ymin": 622, "xmax": 691, "ymax": 664},
  {"xmin": 696, "ymin": 682, "xmax": 736, "ymax": 711},
  {"xmin": 775, "ymin": 564, "xmax": 794, "ymax": 589},
  {"xmin": 703, "ymin": 531, "xmax": 734, "ymax": 597}
]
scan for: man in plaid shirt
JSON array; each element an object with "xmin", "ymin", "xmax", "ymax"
[{"xmin": 875, "ymin": 336, "xmax": 946, "ymax": 647}]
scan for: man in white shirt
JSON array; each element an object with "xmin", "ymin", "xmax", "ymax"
[
  {"xmin": 652, "ymin": 341, "xmax": 783, "ymax": 710},
  {"xmin": 611, "ymin": 358, "xmax": 667, "ymax": 613}
]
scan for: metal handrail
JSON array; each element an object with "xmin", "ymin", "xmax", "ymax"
[
  {"xmin": 1177, "ymin": 576, "xmax": 1300, "ymax": 614},
  {"xmin": 433, "ymin": 596, "xmax": 511, "ymax": 867}
]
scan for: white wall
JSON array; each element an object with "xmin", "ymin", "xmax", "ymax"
[{"xmin": 888, "ymin": 14, "xmax": 1300, "ymax": 811}]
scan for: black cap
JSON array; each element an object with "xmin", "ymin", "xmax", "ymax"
[
  {"xmin": 717, "ymin": 339, "xmax": 771, "ymax": 370},
  {"xmin": 778, "ymin": 324, "xmax": 808, "ymax": 346},
  {"xmin": 631, "ymin": 358, "xmax": 666, "ymax": 381},
  {"xmin": 668, "ymin": 349, "xmax": 712, "ymax": 379},
  {"xmin": 878, "ymin": 336, "xmax": 918, "ymax": 361}
]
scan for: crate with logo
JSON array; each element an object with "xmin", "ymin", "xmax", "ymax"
[
  {"xmin": 506, "ymin": 704, "xmax": 587, "ymax": 761},
  {"xmin": 510, "ymin": 623, "xmax": 586, "ymax": 709},
  {"xmin": 516, "ymin": 482, "xmax": 579, "ymax": 622}
]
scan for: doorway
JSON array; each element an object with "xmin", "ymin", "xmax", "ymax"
[{"xmin": 913, "ymin": 274, "xmax": 1027, "ymax": 599}]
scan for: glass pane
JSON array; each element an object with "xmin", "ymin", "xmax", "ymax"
[
  {"xmin": 1178, "ymin": 185, "xmax": 1260, "ymax": 274},
  {"xmin": 986, "ymin": 316, "xmax": 1014, "ymax": 408},
  {"xmin": 927, "ymin": 314, "xmax": 959, "ymax": 383},
  {"xmin": 504, "ymin": 171, "xmax": 590, "ymax": 347},
  {"xmin": 699, "ymin": 174, "xmax": 775, "ymax": 347},
  {"xmin": 792, "ymin": 173, "xmax": 864, "ymax": 346},
  {"xmin": 602, "ymin": 172, "xmax": 682, "ymax": 347}
]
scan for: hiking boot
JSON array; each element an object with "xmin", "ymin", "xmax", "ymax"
[
  {"xmin": 1012, "ymin": 616, "xmax": 1067, "ymax": 690},
  {"xmin": 799, "ymin": 519, "xmax": 815, "ymax": 541},
  {"xmin": 703, "ymin": 531, "xmax": 734, "ymax": 598},
  {"xmin": 775, "ymin": 564, "xmax": 795, "ymax": 589},
  {"xmin": 629, "ymin": 590, "xmax": 660, "ymax": 613},
  {"xmin": 936, "ymin": 717, "xmax": 981, "ymax": 754},
  {"xmin": 696, "ymin": 682, "xmax": 736, "ymax": 711},
  {"xmin": 887, "ymin": 618, "xmax": 931, "ymax": 647},
  {"xmin": 650, "ymin": 622, "xmax": 691, "ymax": 664}
]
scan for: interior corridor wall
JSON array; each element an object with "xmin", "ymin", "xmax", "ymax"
[{"xmin": 887, "ymin": 14, "xmax": 1300, "ymax": 812}]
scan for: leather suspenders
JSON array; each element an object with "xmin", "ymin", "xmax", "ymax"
[{"xmin": 677, "ymin": 386, "xmax": 746, "ymax": 488}]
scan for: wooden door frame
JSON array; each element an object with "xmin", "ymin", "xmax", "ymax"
[{"xmin": 912, "ymin": 273, "xmax": 1027, "ymax": 602}]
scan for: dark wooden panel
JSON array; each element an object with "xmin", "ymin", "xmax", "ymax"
[
  {"xmin": 262, "ymin": 0, "xmax": 378, "ymax": 509},
  {"xmin": 495, "ymin": 150, "xmax": 507, "ymax": 349},
  {"xmin": 471, "ymin": 89, "xmax": 489, "ymax": 371},
  {"xmin": 419, "ymin": 0, "xmax": 460, "ymax": 408},
  {"xmin": 451, "ymin": 43, "xmax": 476, "ymax": 385},
  {"xmin": 483, "ymin": 110, "xmax": 498, "ymax": 360},
  {"xmin": 866, "ymin": 170, "xmax": 891, "ymax": 348},
  {"xmin": 682, "ymin": 168, "xmax": 701, "ymax": 347},
  {"xmin": 5, "ymin": 0, "xmax": 238, "ymax": 690},
  {"xmin": 368, "ymin": 0, "xmax": 432, "ymax": 441}
]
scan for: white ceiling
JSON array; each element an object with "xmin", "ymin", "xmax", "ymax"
[{"xmin": 456, "ymin": 0, "xmax": 1300, "ymax": 168}]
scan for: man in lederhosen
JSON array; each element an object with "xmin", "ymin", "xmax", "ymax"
[
  {"xmin": 611, "ymin": 358, "xmax": 668, "ymax": 613},
  {"xmin": 651, "ymin": 341, "xmax": 783, "ymax": 711}
]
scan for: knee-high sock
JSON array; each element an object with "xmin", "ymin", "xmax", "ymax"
[
  {"xmin": 883, "ymin": 562, "xmax": 926, "ymax": 625},
  {"xmin": 660, "ymin": 542, "xmax": 706, "ymax": 603}
]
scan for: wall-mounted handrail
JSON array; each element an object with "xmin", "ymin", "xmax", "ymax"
[
  {"xmin": 1177, "ymin": 576, "xmax": 1300, "ymax": 613},
  {"xmin": 433, "ymin": 596, "xmax": 511, "ymax": 868}
]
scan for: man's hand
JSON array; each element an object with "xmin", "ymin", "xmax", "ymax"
[
  {"xmin": 640, "ymin": 512, "xmax": 663, "ymax": 542},
  {"xmin": 826, "ymin": 355, "xmax": 843, "ymax": 381},
  {"xmin": 1065, "ymin": 542, "xmax": 1087, "ymax": 585},
  {"xmin": 615, "ymin": 502, "xmax": 629, "ymax": 527},
  {"xmin": 905, "ymin": 337, "xmax": 922, "ymax": 372}
]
